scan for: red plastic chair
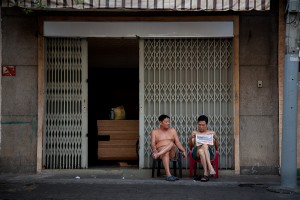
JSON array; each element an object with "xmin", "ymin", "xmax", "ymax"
[{"xmin": 189, "ymin": 146, "xmax": 219, "ymax": 178}]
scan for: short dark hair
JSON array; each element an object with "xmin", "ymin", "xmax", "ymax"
[
  {"xmin": 197, "ymin": 115, "xmax": 208, "ymax": 124},
  {"xmin": 158, "ymin": 114, "xmax": 170, "ymax": 122}
]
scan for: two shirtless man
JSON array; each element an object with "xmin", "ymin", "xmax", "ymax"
[{"xmin": 151, "ymin": 114, "xmax": 218, "ymax": 182}]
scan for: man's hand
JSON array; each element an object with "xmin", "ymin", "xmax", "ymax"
[
  {"xmin": 152, "ymin": 148, "xmax": 157, "ymax": 153},
  {"xmin": 190, "ymin": 133, "xmax": 196, "ymax": 139},
  {"xmin": 181, "ymin": 151, "xmax": 187, "ymax": 158}
]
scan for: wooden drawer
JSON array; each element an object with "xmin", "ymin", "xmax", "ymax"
[{"xmin": 97, "ymin": 120, "xmax": 139, "ymax": 160}]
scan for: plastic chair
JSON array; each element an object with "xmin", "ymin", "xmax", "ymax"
[
  {"xmin": 189, "ymin": 146, "xmax": 219, "ymax": 178},
  {"xmin": 152, "ymin": 151, "xmax": 182, "ymax": 178}
]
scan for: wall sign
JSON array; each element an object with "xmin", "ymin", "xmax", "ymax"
[{"xmin": 2, "ymin": 66, "xmax": 16, "ymax": 76}]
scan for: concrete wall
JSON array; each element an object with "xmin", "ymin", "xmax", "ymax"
[
  {"xmin": 0, "ymin": 8, "xmax": 38, "ymax": 172},
  {"xmin": 239, "ymin": 14, "xmax": 279, "ymax": 174}
]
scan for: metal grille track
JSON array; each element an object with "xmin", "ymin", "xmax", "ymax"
[
  {"xmin": 142, "ymin": 38, "xmax": 233, "ymax": 169},
  {"xmin": 43, "ymin": 38, "xmax": 86, "ymax": 169}
]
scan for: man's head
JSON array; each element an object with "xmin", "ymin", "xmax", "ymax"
[
  {"xmin": 158, "ymin": 114, "xmax": 170, "ymax": 122},
  {"xmin": 197, "ymin": 115, "xmax": 208, "ymax": 132},
  {"xmin": 158, "ymin": 114, "xmax": 170, "ymax": 129}
]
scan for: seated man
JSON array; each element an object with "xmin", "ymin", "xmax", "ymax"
[
  {"xmin": 188, "ymin": 115, "xmax": 219, "ymax": 182},
  {"xmin": 151, "ymin": 114, "xmax": 186, "ymax": 181}
]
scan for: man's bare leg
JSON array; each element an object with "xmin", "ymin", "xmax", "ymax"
[
  {"xmin": 202, "ymin": 145, "xmax": 216, "ymax": 175},
  {"xmin": 152, "ymin": 142, "xmax": 174, "ymax": 159},
  {"xmin": 161, "ymin": 152, "xmax": 172, "ymax": 177},
  {"xmin": 198, "ymin": 148, "xmax": 208, "ymax": 176}
]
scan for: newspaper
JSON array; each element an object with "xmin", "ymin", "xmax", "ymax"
[{"xmin": 196, "ymin": 133, "xmax": 213, "ymax": 146}]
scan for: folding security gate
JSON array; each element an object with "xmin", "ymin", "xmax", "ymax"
[
  {"xmin": 43, "ymin": 38, "xmax": 88, "ymax": 169},
  {"xmin": 141, "ymin": 38, "xmax": 233, "ymax": 169}
]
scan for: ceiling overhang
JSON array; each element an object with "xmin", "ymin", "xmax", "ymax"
[{"xmin": 1, "ymin": 0, "xmax": 270, "ymax": 11}]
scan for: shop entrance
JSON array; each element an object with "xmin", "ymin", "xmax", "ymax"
[
  {"xmin": 42, "ymin": 21, "xmax": 235, "ymax": 170},
  {"xmin": 87, "ymin": 38, "xmax": 139, "ymax": 168}
]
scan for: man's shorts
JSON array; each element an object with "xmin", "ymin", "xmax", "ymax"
[{"xmin": 192, "ymin": 146, "xmax": 215, "ymax": 160}]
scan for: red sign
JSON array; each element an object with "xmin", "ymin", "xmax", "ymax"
[{"xmin": 2, "ymin": 66, "xmax": 16, "ymax": 76}]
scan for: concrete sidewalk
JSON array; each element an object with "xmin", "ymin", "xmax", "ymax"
[
  {"xmin": 0, "ymin": 169, "xmax": 298, "ymax": 187},
  {"xmin": 0, "ymin": 169, "xmax": 300, "ymax": 200}
]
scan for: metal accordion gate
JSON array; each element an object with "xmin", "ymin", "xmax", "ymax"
[
  {"xmin": 43, "ymin": 37, "xmax": 88, "ymax": 169},
  {"xmin": 141, "ymin": 38, "xmax": 234, "ymax": 169}
]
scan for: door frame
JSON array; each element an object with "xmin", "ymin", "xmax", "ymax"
[{"xmin": 37, "ymin": 16, "xmax": 240, "ymax": 174}]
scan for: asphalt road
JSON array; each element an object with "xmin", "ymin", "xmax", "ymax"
[{"xmin": 1, "ymin": 178, "xmax": 299, "ymax": 200}]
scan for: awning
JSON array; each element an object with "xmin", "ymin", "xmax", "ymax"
[{"xmin": 2, "ymin": 0, "xmax": 270, "ymax": 11}]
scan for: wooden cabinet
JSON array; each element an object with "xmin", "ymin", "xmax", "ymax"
[{"xmin": 97, "ymin": 120, "xmax": 139, "ymax": 160}]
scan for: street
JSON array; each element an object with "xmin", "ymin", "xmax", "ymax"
[{"xmin": 0, "ymin": 174, "xmax": 299, "ymax": 200}]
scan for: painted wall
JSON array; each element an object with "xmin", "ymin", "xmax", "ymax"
[
  {"xmin": 0, "ymin": 7, "xmax": 280, "ymax": 174},
  {"xmin": 239, "ymin": 15, "xmax": 279, "ymax": 174},
  {"xmin": 0, "ymin": 8, "xmax": 38, "ymax": 172}
]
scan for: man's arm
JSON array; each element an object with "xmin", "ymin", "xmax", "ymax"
[
  {"xmin": 173, "ymin": 129, "xmax": 186, "ymax": 158},
  {"xmin": 151, "ymin": 130, "xmax": 157, "ymax": 153},
  {"xmin": 188, "ymin": 131, "xmax": 196, "ymax": 149},
  {"xmin": 213, "ymin": 132, "xmax": 220, "ymax": 150}
]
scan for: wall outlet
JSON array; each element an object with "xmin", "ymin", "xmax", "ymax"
[{"xmin": 258, "ymin": 80, "xmax": 263, "ymax": 88}]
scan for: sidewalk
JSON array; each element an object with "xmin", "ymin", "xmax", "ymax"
[
  {"xmin": 0, "ymin": 168, "xmax": 297, "ymax": 187},
  {"xmin": 0, "ymin": 169, "xmax": 299, "ymax": 200}
]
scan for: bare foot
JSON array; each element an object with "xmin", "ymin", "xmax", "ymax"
[
  {"xmin": 152, "ymin": 153, "xmax": 159, "ymax": 159},
  {"xmin": 210, "ymin": 168, "xmax": 216, "ymax": 175}
]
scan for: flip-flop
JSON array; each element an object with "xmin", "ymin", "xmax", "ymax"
[
  {"xmin": 166, "ymin": 176, "xmax": 176, "ymax": 181},
  {"xmin": 172, "ymin": 175, "xmax": 179, "ymax": 180},
  {"xmin": 200, "ymin": 176, "xmax": 209, "ymax": 182}
]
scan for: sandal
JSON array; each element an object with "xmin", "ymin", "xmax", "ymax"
[
  {"xmin": 172, "ymin": 175, "xmax": 179, "ymax": 180},
  {"xmin": 166, "ymin": 176, "xmax": 176, "ymax": 181},
  {"xmin": 200, "ymin": 176, "xmax": 209, "ymax": 182},
  {"xmin": 193, "ymin": 175, "xmax": 202, "ymax": 181}
]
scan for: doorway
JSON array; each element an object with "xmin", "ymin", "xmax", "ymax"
[
  {"xmin": 87, "ymin": 38, "xmax": 139, "ymax": 167},
  {"xmin": 41, "ymin": 20, "xmax": 237, "ymax": 170}
]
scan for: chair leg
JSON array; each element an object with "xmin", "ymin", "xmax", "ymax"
[
  {"xmin": 157, "ymin": 160, "xmax": 161, "ymax": 177},
  {"xmin": 214, "ymin": 164, "xmax": 218, "ymax": 178},
  {"xmin": 152, "ymin": 159, "xmax": 156, "ymax": 178},
  {"xmin": 193, "ymin": 163, "xmax": 197, "ymax": 177},
  {"xmin": 215, "ymin": 166, "xmax": 218, "ymax": 178},
  {"xmin": 189, "ymin": 153, "xmax": 194, "ymax": 177},
  {"xmin": 178, "ymin": 157, "xmax": 182, "ymax": 178},
  {"xmin": 153, "ymin": 158, "xmax": 183, "ymax": 178},
  {"xmin": 173, "ymin": 160, "xmax": 177, "ymax": 177}
]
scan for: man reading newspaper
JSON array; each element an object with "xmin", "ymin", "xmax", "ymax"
[{"xmin": 188, "ymin": 115, "xmax": 219, "ymax": 182}]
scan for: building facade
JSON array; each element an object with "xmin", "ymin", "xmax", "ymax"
[{"xmin": 1, "ymin": 1, "xmax": 294, "ymax": 175}]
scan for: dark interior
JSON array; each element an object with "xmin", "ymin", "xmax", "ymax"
[{"xmin": 87, "ymin": 38, "xmax": 139, "ymax": 167}]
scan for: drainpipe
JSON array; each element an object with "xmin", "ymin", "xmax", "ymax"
[{"xmin": 281, "ymin": 0, "xmax": 299, "ymax": 189}]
